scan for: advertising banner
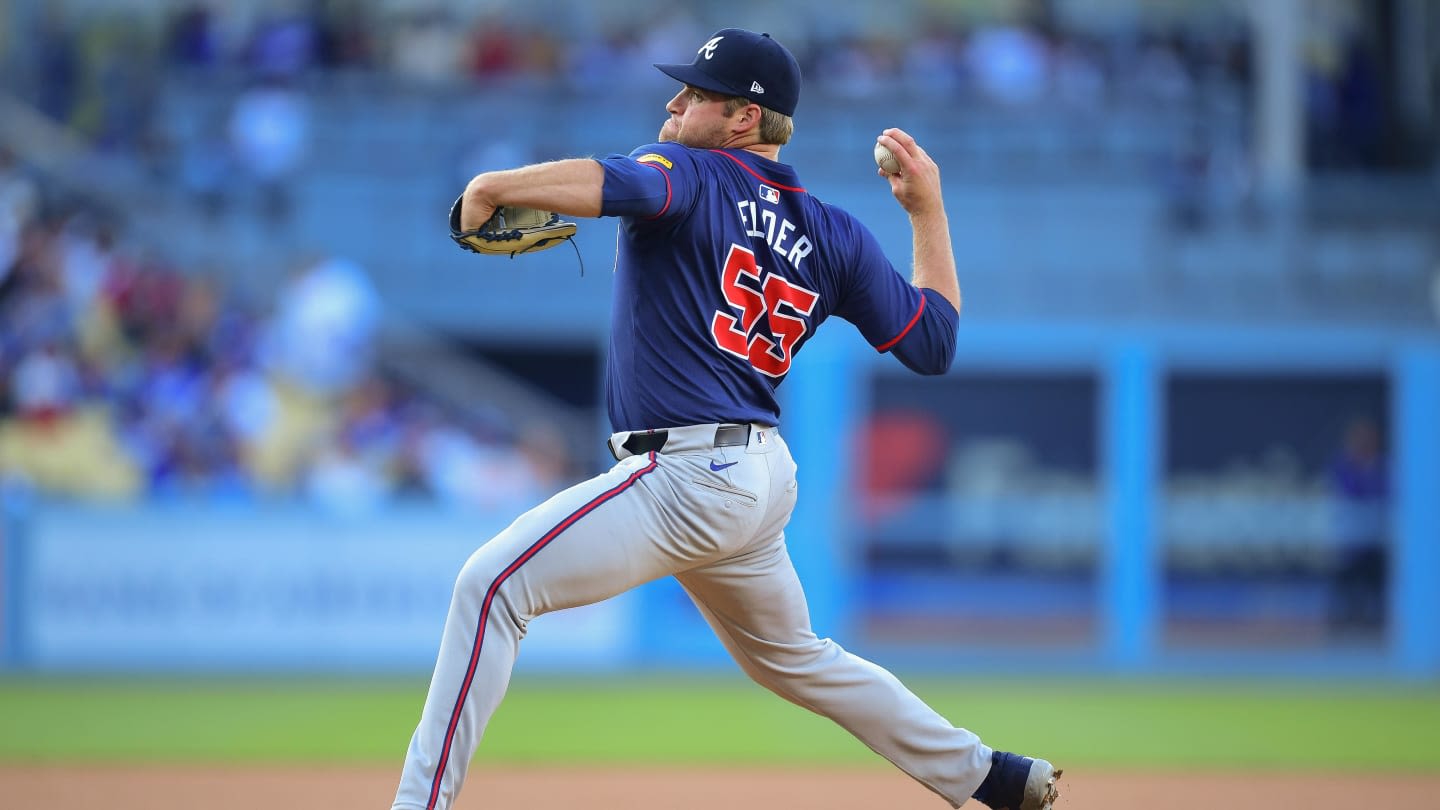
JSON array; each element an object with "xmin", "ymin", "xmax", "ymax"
[{"xmin": 17, "ymin": 506, "xmax": 634, "ymax": 672}]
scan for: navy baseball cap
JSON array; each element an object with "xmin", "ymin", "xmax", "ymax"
[{"xmin": 654, "ymin": 28, "xmax": 802, "ymax": 116}]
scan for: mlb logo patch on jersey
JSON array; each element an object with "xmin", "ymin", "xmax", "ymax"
[
  {"xmin": 758, "ymin": 185, "xmax": 780, "ymax": 204},
  {"xmin": 637, "ymin": 153, "xmax": 674, "ymax": 170}
]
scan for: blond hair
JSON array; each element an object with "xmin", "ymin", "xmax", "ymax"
[{"xmin": 723, "ymin": 97, "xmax": 793, "ymax": 145}]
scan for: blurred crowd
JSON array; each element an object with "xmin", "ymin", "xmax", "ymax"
[
  {"xmin": 11, "ymin": 4, "xmax": 1261, "ymax": 147},
  {"xmin": 0, "ymin": 146, "xmax": 574, "ymax": 511},
  {"xmin": 0, "ymin": 0, "xmax": 1412, "ymax": 510},
  {"xmin": 152, "ymin": 6, "xmax": 1254, "ymax": 107},
  {"xmin": 2, "ymin": 2, "xmax": 1405, "ymax": 182}
]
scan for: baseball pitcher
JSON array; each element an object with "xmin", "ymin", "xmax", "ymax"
[{"xmin": 395, "ymin": 28, "xmax": 1061, "ymax": 810}]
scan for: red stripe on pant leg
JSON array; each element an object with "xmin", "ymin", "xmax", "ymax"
[{"xmin": 426, "ymin": 452, "xmax": 658, "ymax": 809}]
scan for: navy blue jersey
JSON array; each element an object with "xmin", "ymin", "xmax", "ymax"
[{"xmin": 598, "ymin": 142, "xmax": 958, "ymax": 432}]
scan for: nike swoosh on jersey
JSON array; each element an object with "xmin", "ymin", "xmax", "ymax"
[{"xmin": 709, "ymin": 460, "xmax": 739, "ymax": 471}]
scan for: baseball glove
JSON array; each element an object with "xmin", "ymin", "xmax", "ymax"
[{"xmin": 449, "ymin": 195, "xmax": 578, "ymax": 257}]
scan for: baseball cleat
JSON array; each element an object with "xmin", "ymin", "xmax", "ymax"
[
  {"xmin": 1021, "ymin": 758, "xmax": 1061, "ymax": 810},
  {"xmin": 972, "ymin": 751, "xmax": 1062, "ymax": 810}
]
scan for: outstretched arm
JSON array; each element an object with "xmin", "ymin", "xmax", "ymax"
[
  {"xmin": 460, "ymin": 159, "xmax": 605, "ymax": 231},
  {"xmin": 877, "ymin": 128, "xmax": 961, "ymax": 316}
]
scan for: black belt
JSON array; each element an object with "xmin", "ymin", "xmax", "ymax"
[{"xmin": 618, "ymin": 424, "xmax": 751, "ymax": 457}]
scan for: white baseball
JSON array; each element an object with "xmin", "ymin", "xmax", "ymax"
[{"xmin": 874, "ymin": 142, "xmax": 901, "ymax": 175}]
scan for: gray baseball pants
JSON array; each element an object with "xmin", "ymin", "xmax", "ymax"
[{"xmin": 393, "ymin": 423, "xmax": 992, "ymax": 809}]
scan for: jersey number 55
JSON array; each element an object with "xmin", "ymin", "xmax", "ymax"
[{"xmin": 710, "ymin": 244, "xmax": 819, "ymax": 378}]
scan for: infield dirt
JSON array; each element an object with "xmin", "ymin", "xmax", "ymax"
[{"xmin": 1, "ymin": 764, "xmax": 1436, "ymax": 808}]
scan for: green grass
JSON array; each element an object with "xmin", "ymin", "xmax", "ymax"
[{"xmin": 0, "ymin": 675, "xmax": 1436, "ymax": 771}]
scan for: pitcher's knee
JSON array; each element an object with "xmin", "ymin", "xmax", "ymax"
[
  {"xmin": 454, "ymin": 547, "xmax": 492, "ymax": 591},
  {"xmin": 454, "ymin": 545, "xmax": 520, "ymax": 607}
]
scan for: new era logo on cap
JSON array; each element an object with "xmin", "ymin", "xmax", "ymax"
[{"xmin": 654, "ymin": 28, "xmax": 802, "ymax": 116}]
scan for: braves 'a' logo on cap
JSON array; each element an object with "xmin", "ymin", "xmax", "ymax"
[{"xmin": 699, "ymin": 36, "xmax": 724, "ymax": 59}]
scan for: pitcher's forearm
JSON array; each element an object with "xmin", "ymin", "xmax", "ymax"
[
  {"xmin": 462, "ymin": 159, "xmax": 605, "ymax": 229},
  {"xmin": 910, "ymin": 209, "xmax": 961, "ymax": 314}
]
